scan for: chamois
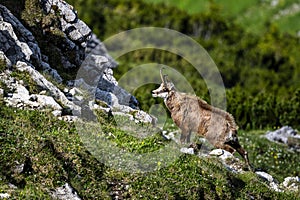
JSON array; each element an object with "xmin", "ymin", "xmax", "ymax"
[{"xmin": 152, "ymin": 68, "xmax": 251, "ymax": 169}]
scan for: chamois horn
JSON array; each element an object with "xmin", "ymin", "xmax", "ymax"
[{"xmin": 160, "ymin": 67, "xmax": 167, "ymax": 85}]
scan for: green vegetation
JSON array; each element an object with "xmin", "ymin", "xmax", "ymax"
[
  {"xmin": 0, "ymin": 59, "xmax": 6, "ymax": 72},
  {"xmin": 0, "ymin": 101, "xmax": 299, "ymax": 199},
  {"xmin": 144, "ymin": 0, "xmax": 300, "ymax": 35},
  {"xmin": 10, "ymin": 70, "xmax": 42, "ymax": 94}
]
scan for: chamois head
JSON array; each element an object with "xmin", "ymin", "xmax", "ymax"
[{"xmin": 152, "ymin": 68, "xmax": 175, "ymax": 99}]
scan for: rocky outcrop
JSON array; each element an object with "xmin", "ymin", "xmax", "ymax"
[
  {"xmin": 0, "ymin": 0, "xmax": 153, "ymax": 123},
  {"xmin": 0, "ymin": 5, "xmax": 62, "ymax": 82},
  {"xmin": 265, "ymin": 126, "xmax": 300, "ymax": 151}
]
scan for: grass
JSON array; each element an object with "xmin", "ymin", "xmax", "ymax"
[
  {"xmin": 238, "ymin": 129, "xmax": 300, "ymax": 182},
  {"xmin": 0, "ymin": 59, "xmax": 6, "ymax": 73},
  {"xmin": 10, "ymin": 70, "xmax": 43, "ymax": 94},
  {"xmin": 0, "ymin": 100, "xmax": 299, "ymax": 199}
]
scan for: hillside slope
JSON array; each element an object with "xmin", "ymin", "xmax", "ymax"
[{"xmin": 0, "ymin": 0, "xmax": 300, "ymax": 199}]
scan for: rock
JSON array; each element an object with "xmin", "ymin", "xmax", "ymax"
[
  {"xmin": 269, "ymin": 182, "xmax": 282, "ymax": 192},
  {"xmin": 11, "ymin": 84, "xmax": 30, "ymax": 101},
  {"xmin": 180, "ymin": 147, "xmax": 195, "ymax": 155},
  {"xmin": 0, "ymin": 5, "xmax": 63, "ymax": 82},
  {"xmin": 0, "ymin": 50, "xmax": 12, "ymax": 67},
  {"xmin": 50, "ymin": 183, "xmax": 81, "ymax": 200},
  {"xmin": 1, "ymin": 1, "xmax": 153, "ymax": 127},
  {"xmin": 0, "ymin": 21, "xmax": 32, "ymax": 63},
  {"xmin": 265, "ymin": 126, "xmax": 300, "ymax": 150},
  {"xmin": 255, "ymin": 171, "xmax": 275, "ymax": 182},
  {"xmin": 15, "ymin": 61, "xmax": 79, "ymax": 112},
  {"xmin": 0, "ymin": 5, "xmax": 41, "ymax": 65},
  {"xmin": 40, "ymin": 0, "xmax": 91, "ymax": 49},
  {"xmin": 0, "ymin": 193, "xmax": 10, "ymax": 199},
  {"xmin": 86, "ymin": 34, "xmax": 117, "ymax": 68},
  {"xmin": 255, "ymin": 171, "xmax": 282, "ymax": 192},
  {"xmin": 282, "ymin": 176, "xmax": 300, "ymax": 192},
  {"xmin": 287, "ymin": 136, "xmax": 300, "ymax": 150},
  {"xmin": 209, "ymin": 149, "xmax": 245, "ymax": 173},
  {"xmin": 31, "ymin": 94, "xmax": 62, "ymax": 110},
  {"xmin": 52, "ymin": 110, "xmax": 62, "ymax": 117}
]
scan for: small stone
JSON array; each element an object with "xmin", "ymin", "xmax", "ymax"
[
  {"xmin": 63, "ymin": 8, "xmax": 77, "ymax": 23},
  {"xmin": 52, "ymin": 110, "xmax": 62, "ymax": 117},
  {"xmin": 256, "ymin": 171, "xmax": 275, "ymax": 182},
  {"xmin": 180, "ymin": 147, "xmax": 194, "ymax": 155},
  {"xmin": 282, "ymin": 176, "xmax": 300, "ymax": 192},
  {"xmin": 39, "ymin": 90, "xmax": 47, "ymax": 95},
  {"xmin": 0, "ymin": 193, "xmax": 10, "ymax": 199},
  {"xmin": 209, "ymin": 149, "xmax": 224, "ymax": 156},
  {"xmin": 68, "ymin": 28, "xmax": 82, "ymax": 41}
]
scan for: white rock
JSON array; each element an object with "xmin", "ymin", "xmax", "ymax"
[
  {"xmin": 0, "ymin": 193, "xmax": 10, "ymax": 199},
  {"xmin": 180, "ymin": 147, "xmax": 194, "ymax": 155},
  {"xmin": 69, "ymin": 87, "xmax": 82, "ymax": 96},
  {"xmin": 255, "ymin": 171, "xmax": 275, "ymax": 182},
  {"xmin": 11, "ymin": 85, "xmax": 30, "ymax": 101},
  {"xmin": 32, "ymin": 94, "xmax": 62, "ymax": 110},
  {"xmin": 282, "ymin": 176, "xmax": 300, "ymax": 192},
  {"xmin": 52, "ymin": 110, "xmax": 62, "ymax": 117},
  {"xmin": 209, "ymin": 149, "xmax": 224, "ymax": 156},
  {"xmin": 16, "ymin": 61, "xmax": 79, "ymax": 112},
  {"xmin": 269, "ymin": 182, "xmax": 282, "ymax": 192}
]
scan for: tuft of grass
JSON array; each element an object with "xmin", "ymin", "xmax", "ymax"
[
  {"xmin": 0, "ymin": 59, "xmax": 6, "ymax": 73},
  {"xmin": 10, "ymin": 70, "xmax": 42, "ymax": 94}
]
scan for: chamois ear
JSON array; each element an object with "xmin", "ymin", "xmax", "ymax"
[{"xmin": 165, "ymin": 76, "xmax": 176, "ymax": 90}]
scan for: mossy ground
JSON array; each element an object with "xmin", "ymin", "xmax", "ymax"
[{"xmin": 0, "ymin": 101, "xmax": 299, "ymax": 199}]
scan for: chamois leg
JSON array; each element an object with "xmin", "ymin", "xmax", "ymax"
[
  {"xmin": 180, "ymin": 133, "xmax": 187, "ymax": 144},
  {"xmin": 236, "ymin": 146, "xmax": 252, "ymax": 171},
  {"xmin": 223, "ymin": 144, "xmax": 236, "ymax": 154},
  {"xmin": 226, "ymin": 140, "xmax": 252, "ymax": 171},
  {"xmin": 186, "ymin": 131, "xmax": 192, "ymax": 143}
]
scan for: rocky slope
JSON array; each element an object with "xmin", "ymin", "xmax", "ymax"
[{"xmin": 0, "ymin": 0, "xmax": 151, "ymax": 123}]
